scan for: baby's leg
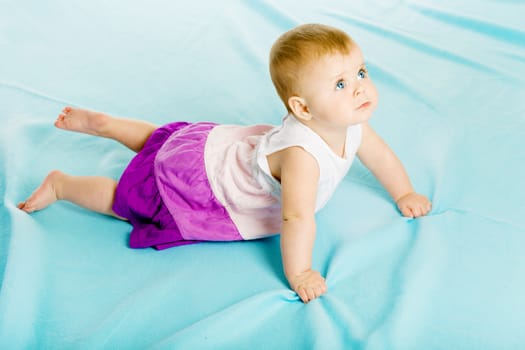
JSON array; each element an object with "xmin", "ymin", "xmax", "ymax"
[
  {"xmin": 56, "ymin": 107, "xmax": 157, "ymax": 152},
  {"xmin": 18, "ymin": 170, "xmax": 124, "ymax": 219}
]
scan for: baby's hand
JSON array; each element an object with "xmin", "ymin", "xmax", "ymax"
[
  {"xmin": 288, "ymin": 269, "xmax": 327, "ymax": 303},
  {"xmin": 396, "ymin": 192, "xmax": 432, "ymax": 218}
]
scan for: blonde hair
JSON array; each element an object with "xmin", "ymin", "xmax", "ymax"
[{"xmin": 269, "ymin": 23, "xmax": 355, "ymax": 112}]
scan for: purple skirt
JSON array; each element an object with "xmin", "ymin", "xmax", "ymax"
[{"xmin": 112, "ymin": 122, "xmax": 242, "ymax": 250}]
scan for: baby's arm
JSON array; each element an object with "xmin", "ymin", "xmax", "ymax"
[
  {"xmin": 357, "ymin": 123, "xmax": 431, "ymax": 217},
  {"xmin": 278, "ymin": 146, "xmax": 327, "ymax": 303}
]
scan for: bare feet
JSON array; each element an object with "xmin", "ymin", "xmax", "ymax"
[
  {"xmin": 54, "ymin": 106, "xmax": 110, "ymax": 136},
  {"xmin": 17, "ymin": 170, "xmax": 63, "ymax": 213}
]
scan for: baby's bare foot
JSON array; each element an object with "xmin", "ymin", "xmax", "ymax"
[
  {"xmin": 55, "ymin": 106, "xmax": 110, "ymax": 136},
  {"xmin": 18, "ymin": 170, "xmax": 63, "ymax": 213}
]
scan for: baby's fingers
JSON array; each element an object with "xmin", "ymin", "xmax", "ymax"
[
  {"xmin": 296, "ymin": 284, "xmax": 327, "ymax": 303},
  {"xmin": 412, "ymin": 206, "xmax": 423, "ymax": 217},
  {"xmin": 296, "ymin": 287, "xmax": 310, "ymax": 303},
  {"xmin": 400, "ymin": 205, "xmax": 415, "ymax": 218},
  {"xmin": 298, "ymin": 287, "xmax": 316, "ymax": 303},
  {"xmin": 412, "ymin": 202, "xmax": 431, "ymax": 217},
  {"xmin": 400, "ymin": 202, "xmax": 431, "ymax": 218},
  {"xmin": 423, "ymin": 201, "xmax": 432, "ymax": 214}
]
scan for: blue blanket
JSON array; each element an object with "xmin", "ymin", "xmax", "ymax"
[{"xmin": 1, "ymin": 1, "xmax": 524, "ymax": 348}]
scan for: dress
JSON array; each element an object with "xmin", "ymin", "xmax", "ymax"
[{"xmin": 112, "ymin": 114, "xmax": 362, "ymax": 250}]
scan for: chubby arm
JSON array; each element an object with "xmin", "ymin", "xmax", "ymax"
[
  {"xmin": 278, "ymin": 146, "xmax": 327, "ymax": 303},
  {"xmin": 357, "ymin": 123, "xmax": 431, "ymax": 217}
]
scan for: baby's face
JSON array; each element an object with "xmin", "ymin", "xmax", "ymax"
[{"xmin": 298, "ymin": 45, "xmax": 378, "ymax": 128}]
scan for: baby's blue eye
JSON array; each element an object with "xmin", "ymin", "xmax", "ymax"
[
  {"xmin": 335, "ymin": 80, "xmax": 346, "ymax": 90},
  {"xmin": 357, "ymin": 69, "xmax": 367, "ymax": 80}
]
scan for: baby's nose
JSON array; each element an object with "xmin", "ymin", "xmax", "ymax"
[{"xmin": 354, "ymin": 83, "xmax": 365, "ymax": 97}]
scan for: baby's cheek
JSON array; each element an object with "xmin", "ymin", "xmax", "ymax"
[{"xmin": 372, "ymin": 85, "xmax": 379, "ymax": 103}]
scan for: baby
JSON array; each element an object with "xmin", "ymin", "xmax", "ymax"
[{"xmin": 18, "ymin": 23, "xmax": 431, "ymax": 303}]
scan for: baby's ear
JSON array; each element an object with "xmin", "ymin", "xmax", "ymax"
[{"xmin": 288, "ymin": 96, "xmax": 312, "ymax": 121}]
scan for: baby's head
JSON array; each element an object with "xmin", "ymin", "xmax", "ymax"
[{"xmin": 269, "ymin": 24, "xmax": 355, "ymax": 113}]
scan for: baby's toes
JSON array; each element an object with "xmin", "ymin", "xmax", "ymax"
[
  {"xmin": 17, "ymin": 201, "xmax": 33, "ymax": 213},
  {"xmin": 55, "ymin": 114, "xmax": 67, "ymax": 128}
]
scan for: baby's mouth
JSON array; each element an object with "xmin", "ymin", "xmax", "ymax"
[{"xmin": 357, "ymin": 101, "xmax": 371, "ymax": 110}]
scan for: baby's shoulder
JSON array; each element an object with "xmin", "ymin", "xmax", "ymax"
[{"xmin": 271, "ymin": 146, "xmax": 319, "ymax": 181}]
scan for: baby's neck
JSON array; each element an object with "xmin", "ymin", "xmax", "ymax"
[
  {"xmin": 320, "ymin": 132, "xmax": 347, "ymax": 158},
  {"xmin": 304, "ymin": 122, "xmax": 348, "ymax": 158}
]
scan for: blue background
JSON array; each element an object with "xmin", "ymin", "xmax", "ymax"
[{"xmin": 1, "ymin": 1, "xmax": 524, "ymax": 348}]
